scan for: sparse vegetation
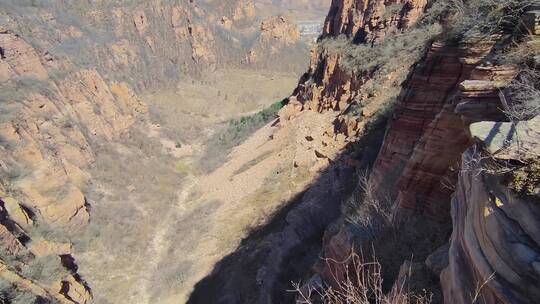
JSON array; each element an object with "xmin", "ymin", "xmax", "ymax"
[
  {"xmin": 383, "ymin": 3, "xmax": 405, "ymax": 20},
  {"xmin": 28, "ymin": 221, "xmax": 71, "ymax": 244},
  {"xmin": 0, "ymin": 278, "xmax": 39, "ymax": 304},
  {"xmin": 199, "ymin": 100, "xmax": 285, "ymax": 172},
  {"xmin": 501, "ymin": 35, "xmax": 540, "ymax": 65},
  {"xmin": 21, "ymin": 255, "xmax": 69, "ymax": 284},
  {"xmin": 55, "ymin": 115, "xmax": 73, "ymax": 129},
  {"xmin": 343, "ymin": 174, "xmax": 450, "ymax": 302},
  {"xmin": 446, "ymin": 0, "xmax": 536, "ymax": 38},
  {"xmin": 319, "ymin": 14, "xmax": 441, "ymax": 76},
  {"xmin": 223, "ymin": 100, "xmax": 283, "ymax": 139},
  {"xmin": 175, "ymin": 161, "xmax": 192, "ymax": 175},
  {"xmin": 510, "ymin": 158, "xmax": 540, "ymax": 196},
  {"xmin": 293, "ymin": 252, "xmax": 432, "ymax": 304},
  {"xmin": 501, "ymin": 68, "xmax": 540, "ymax": 121}
]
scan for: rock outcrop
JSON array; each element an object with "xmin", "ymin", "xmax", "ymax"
[
  {"xmin": 322, "ymin": 0, "xmax": 427, "ymax": 40},
  {"xmin": 260, "ymin": 15, "xmax": 300, "ymax": 45},
  {"xmin": 285, "ymin": 1, "xmax": 540, "ymax": 303},
  {"xmin": 247, "ymin": 14, "xmax": 309, "ymax": 70},
  {"xmin": 0, "ymin": 30, "xmax": 48, "ymax": 81},
  {"xmin": 369, "ymin": 39, "xmax": 514, "ymax": 217},
  {"xmin": 283, "ymin": 0, "xmax": 431, "ymax": 118},
  {"xmin": 0, "ymin": 63, "xmax": 146, "ymax": 302},
  {"xmin": 1, "ymin": 0, "xmax": 309, "ymax": 92},
  {"xmin": 442, "ymin": 117, "xmax": 540, "ymax": 303},
  {"xmin": 0, "ymin": 0, "xmax": 324, "ymax": 301}
]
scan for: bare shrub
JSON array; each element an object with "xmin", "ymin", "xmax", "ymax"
[
  {"xmin": 0, "ymin": 278, "xmax": 39, "ymax": 304},
  {"xmin": 501, "ymin": 35, "xmax": 540, "ymax": 65},
  {"xmin": 292, "ymin": 252, "xmax": 432, "ymax": 304},
  {"xmin": 448, "ymin": 0, "xmax": 536, "ymax": 37},
  {"xmin": 342, "ymin": 173, "xmax": 451, "ymax": 302},
  {"xmin": 509, "ymin": 157, "xmax": 540, "ymax": 196},
  {"xmin": 502, "ymin": 68, "xmax": 540, "ymax": 121},
  {"xmin": 21, "ymin": 255, "xmax": 69, "ymax": 284},
  {"xmin": 344, "ymin": 172, "xmax": 392, "ymax": 232}
]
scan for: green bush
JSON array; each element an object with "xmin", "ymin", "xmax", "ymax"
[{"xmin": 224, "ymin": 100, "xmax": 283, "ymax": 140}]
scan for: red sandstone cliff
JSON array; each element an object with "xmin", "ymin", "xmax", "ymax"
[
  {"xmin": 283, "ymin": 0, "xmax": 429, "ymax": 117},
  {"xmin": 287, "ymin": 0, "xmax": 540, "ymax": 303}
]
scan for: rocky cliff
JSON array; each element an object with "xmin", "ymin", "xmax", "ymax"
[
  {"xmin": 0, "ymin": 0, "xmax": 538, "ymax": 303},
  {"xmin": 284, "ymin": 0, "xmax": 540, "ymax": 303},
  {"xmin": 284, "ymin": 0, "xmax": 430, "ymax": 116},
  {"xmin": 1, "ymin": 0, "xmax": 308, "ymax": 90},
  {"xmin": 442, "ymin": 117, "xmax": 540, "ymax": 303},
  {"xmin": 0, "ymin": 25, "xmax": 147, "ymax": 302},
  {"xmin": 0, "ymin": 0, "xmax": 317, "ymax": 302}
]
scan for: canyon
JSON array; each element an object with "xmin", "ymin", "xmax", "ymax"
[{"xmin": 0, "ymin": 0, "xmax": 538, "ymax": 304}]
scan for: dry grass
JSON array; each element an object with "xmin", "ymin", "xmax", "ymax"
[
  {"xmin": 343, "ymin": 173, "xmax": 451, "ymax": 302},
  {"xmin": 501, "ymin": 35, "xmax": 540, "ymax": 65},
  {"xmin": 320, "ymin": 24, "xmax": 440, "ymax": 76},
  {"xmin": 502, "ymin": 68, "xmax": 540, "ymax": 121},
  {"xmin": 344, "ymin": 172, "xmax": 392, "ymax": 237},
  {"xmin": 447, "ymin": 0, "xmax": 536, "ymax": 38},
  {"xmin": 292, "ymin": 252, "xmax": 432, "ymax": 304}
]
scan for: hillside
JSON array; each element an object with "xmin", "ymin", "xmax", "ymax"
[
  {"xmin": 0, "ymin": 0, "xmax": 324, "ymax": 302},
  {"xmin": 0, "ymin": 0, "xmax": 539, "ymax": 304}
]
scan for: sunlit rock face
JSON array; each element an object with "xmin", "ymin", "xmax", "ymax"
[
  {"xmin": 285, "ymin": 0, "xmax": 429, "ymax": 117},
  {"xmin": 0, "ymin": 0, "xmax": 315, "ymax": 301},
  {"xmin": 288, "ymin": 1, "xmax": 540, "ymax": 303}
]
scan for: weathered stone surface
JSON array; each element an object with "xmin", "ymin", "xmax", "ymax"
[
  {"xmin": 425, "ymin": 244, "xmax": 449, "ymax": 276},
  {"xmin": 0, "ymin": 31, "xmax": 48, "ymax": 81},
  {"xmin": 441, "ymin": 147, "xmax": 540, "ymax": 304},
  {"xmin": 470, "ymin": 116, "xmax": 540, "ymax": 161},
  {"xmin": 323, "ymin": 0, "xmax": 426, "ymax": 41},
  {"xmin": 0, "ymin": 261, "xmax": 73, "ymax": 304},
  {"xmin": 259, "ymin": 15, "xmax": 300, "ymax": 46},
  {"xmin": 1, "ymin": 197, "xmax": 33, "ymax": 229},
  {"xmin": 286, "ymin": 0, "xmax": 431, "ymax": 126},
  {"xmin": 370, "ymin": 42, "xmax": 483, "ymax": 211}
]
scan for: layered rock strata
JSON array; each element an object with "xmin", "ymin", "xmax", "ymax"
[
  {"xmin": 285, "ymin": 0, "xmax": 430, "ymax": 116},
  {"xmin": 442, "ymin": 117, "xmax": 540, "ymax": 304}
]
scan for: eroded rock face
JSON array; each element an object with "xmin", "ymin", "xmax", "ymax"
[
  {"xmin": 442, "ymin": 140, "xmax": 540, "ymax": 304},
  {"xmin": 247, "ymin": 14, "xmax": 310, "ymax": 72},
  {"xmin": 0, "ymin": 69, "xmax": 147, "ymax": 228},
  {"xmin": 0, "ymin": 31, "xmax": 48, "ymax": 81},
  {"xmin": 1, "ymin": 0, "xmax": 308, "ymax": 92},
  {"xmin": 369, "ymin": 40, "xmax": 509, "ymax": 217},
  {"xmin": 0, "ymin": 0, "xmax": 318, "ymax": 301},
  {"xmin": 0, "ymin": 67, "xmax": 145, "ymax": 301},
  {"xmin": 323, "ymin": 0, "xmax": 427, "ymax": 40},
  {"xmin": 0, "ymin": 8, "xmax": 149, "ymax": 301},
  {"xmin": 284, "ymin": 0, "xmax": 430, "ymax": 119},
  {"xmin": 260, "ymin": 15, "xmax": 300, "ymax": 45},
  {"xmin": 291, "ymin": 2, "xmax": 539, "ymax": 301}
]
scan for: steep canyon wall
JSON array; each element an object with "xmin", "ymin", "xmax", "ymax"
[{"xmin": 285, "ymin": 0, "xmax": 540, "ymax": 303}]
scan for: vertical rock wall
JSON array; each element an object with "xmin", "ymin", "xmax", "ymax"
[{"xmin": 286, "ymin": 0, "xmax": 429, "ymax": 114}]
